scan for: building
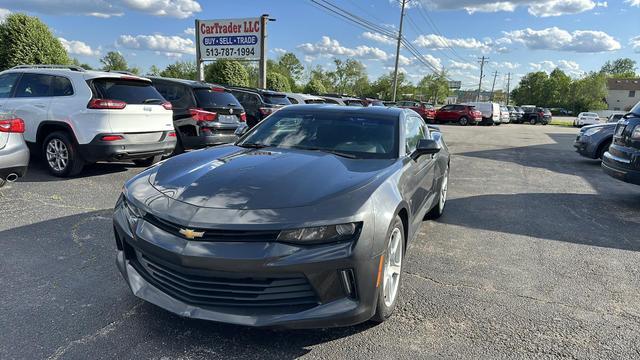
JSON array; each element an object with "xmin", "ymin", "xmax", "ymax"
[{"xmin": 606, "ymin": 78, "xmax": 640, "ymax": 111}]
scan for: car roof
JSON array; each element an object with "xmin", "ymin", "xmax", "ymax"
[
  {"xmin": 2, "ymin": 67, "xmax": 153, "ymax": 82},
  {"xmin": 147, "ymin": 76, "xmax": 223, "ymax": 89},
  {"xmin": 277, "ymin": 104, "xmax": 406, "ymax": 118},
  {"xmin": 227, "ymin": 86, "xmax": 286, "ymax": 96},
  {"xmin": 285, "ymin": 93, "xmax": 325, "ymax": 101}
]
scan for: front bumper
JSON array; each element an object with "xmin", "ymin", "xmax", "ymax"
[
  {"xmin": 573, "ymin": 138, "xmax": 596, "ymax": 159},
  {"xmin": 113, "ymin": 207, "xmax": 379, "ymax": 329},
  {"xmin": 602, "ymin": 151, "xmax": 640, "ymax": 185},
  {"xmin": 79, "ymin": 132, "xmax": 176, "ymax": 162},
  {"xmin": 0, "ymin": 137, "xmax": 29, "ymax": 179}
]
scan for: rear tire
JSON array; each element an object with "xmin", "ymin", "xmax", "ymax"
[
  {"xmin": 43, "ymin": 131, "xmax": 84, "ymax": 177},
  {"xmin": 529, "ymin": 118, "xmax": 537, "ymax": 125},
  {"xmin": 371, "ymin": 215, "xmax": 404, "ymax": 323},
  {"xmin": 458, "ymin": 116, "xmax": 469, "ymax": 126},
  {"xmin": 133, "ymin": 155, "xmax": 163, "ymax": 167}
]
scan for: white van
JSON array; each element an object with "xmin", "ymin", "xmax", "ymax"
[{"xmin": 464, "ymin": 102, "xmax": 501, "ymax": 125}]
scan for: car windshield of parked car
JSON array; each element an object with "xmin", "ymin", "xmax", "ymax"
[
  {"xmin": 237, "ymin": 110, "xmax": 398, "ymax": 159},
  {"xmin": 193, "ymin": 89, "xmax": 241, "ymax": 107},
  {"xmin": 630, "ymin": 102, "xmax": 640, "ymax": 115},
  {"xmin": 263, "ymin": 94, "xmax": 291, "ymax": 105}
]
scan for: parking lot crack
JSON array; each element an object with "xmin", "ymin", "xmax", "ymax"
[{"xmin": 45, "ymin": 302, "xmax": 143, "ymax": 360}]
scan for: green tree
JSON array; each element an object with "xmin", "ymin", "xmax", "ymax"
[
  {"xmin": 308, "ymin": 65, "xmax": 334, "ymax": 93},
  {"xmin": 0, "ymin": 13, "xmax": 69, "ymax": 70},
  {"xmin": 71, "ymin": 58, "xmax": 93, "ymax": 70},
  {"xmin": 371, "ymin": 71, "xmax": 410, "ymax": 100},
  {"xmin": 160, "ymin": 61, "xmax": 196, "ymax": 80},
  {"xmin": 303, "ymin": 79, "xmax": 326, "ymax": 94},
  {"xmin": 568, "ymin": 72, "xmax": 607, "ymax": 113},
  {"xmin": 511, "ymin": 71, "xmax": 549, "ymax": 106},
  {"xmin": 148, "ymin": 65, "xmax": 161, "ymax": 76},
  {"xmin": 100, "ymin": 51, "xmax": 128, "ymax": 71},
  {"xmin": 417, "ymin": 71, "xmax": 450, "ymax": 105},
  {"xmin": 600, "ymin": 58, "xmax": 637, "ymax": 78},
  {"xmin": 278, "ymin": 53, "xmax": 304, "ymax": 82},
  {"xmin": 266, "ymin": 72, "xmax": 291, "ymax": 92},
  {"xmin": 330, "ymin": 59, "xmax": 367, "ymax": 95},
  {"xmin": 205, "ymin": 60, "xmax": 249, "ymax": 86}
]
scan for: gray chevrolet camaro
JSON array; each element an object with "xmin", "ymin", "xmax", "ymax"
[{"xmin": 113, "ymin": 105, "xmax": 450, "ymax": 328}]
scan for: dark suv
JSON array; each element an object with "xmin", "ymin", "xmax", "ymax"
[
  {"xmin": 228, "ymin": 87, "xmax": 291, "ymax": 128},
  {"xmin": 522, "ymin": 107, "xmax": 551, "ymax": 125},
  {"xmin": 602, "ymin": 103, "xmax": 640, "ymax": 185},
  {"xmin": 150, "ymin": 77, "xmax": 245, "ymax": 154}
]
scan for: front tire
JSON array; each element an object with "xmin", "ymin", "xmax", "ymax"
[
  {"xmin": 458, "ymin": 116, "xmax": 469, "ymax": 126},
  {"xmin": 529, "ymin": 118, "xmax": 537, "ymax": 125},
  {"xmin": 371, "ymin": 215, "xmax": 404, "ymax": 323},
  {"xmin": 43, "ymin": 131, "xmax": 84, "ymax": 177}
]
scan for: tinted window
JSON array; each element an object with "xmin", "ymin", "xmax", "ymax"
[
  {"xmin": 324, "ymin": 98, "xmax": 339, "ymax": 104},
  {"xmin": 452, "ymin": 105, "xmax": 465, "ymax": 111},
  {"xmin": 92, "ymin": 78, "xmax": 165, "ymax": 104},
  {"xmin": 154, "ymin": 82, "xmax": 193, "ymax": 109},
  {"xmin": 194, "ymin": 88, "xmax": 241, "ymax": 108},
  {"xmin": 440, "ymin": 105, "xmax": 452, "ymax": 111},
  {"xmin": 0, "ymin": 73, "xmax": 20, "ymax": 98},
  {"xmin": 263, "ymin": 94, "xmax": 291, "ymax": 105},
  {"xmin": 288, "ymin": 97, "xmax": 299, "ymax": 104},
  {"xmin": 51, "ymin": 76, "xmax": 74, "ymax": 96},
  {"xmin": 405, "ymin": 116, "xmax": 427, "ymax": 153},
  {"xmin": 345, "ymin": 100, "xmax": 364, "ymax": 107},
  {"xmin": 15, "ymin": 73, "xmax": 51, "ymax": 97},
  {"xmin": 305, "ymin": 99, "xmax": 326, "ymax": 104},
  {"xmin": 238, "ymin": 109, "xmax": 399, "ymax": 159}
]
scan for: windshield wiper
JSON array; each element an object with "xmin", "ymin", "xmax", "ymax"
[
  {"xmin": 142, "ymin": 98, "xmax": 163, "ymax": 104},
  {"xmin": 237, "ymin": 142, "xmax": 270, "ymax": 149},
  {"xmin": 290, "ymin": 146, "xmax": 357, "ymax": 159}
]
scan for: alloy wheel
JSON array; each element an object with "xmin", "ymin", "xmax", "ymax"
[
  {"xmin": 439, "ymin": 168, "xmax": 449, "ymax": 211},
  {"xmin": 383, "ymin": 227, "xmax": 403, "ymax": 307},
  {"xmin": 46, "ymin": 138, "xmax": 69, "ymax": 172}
]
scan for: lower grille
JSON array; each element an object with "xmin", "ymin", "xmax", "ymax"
[{"xmin": 133, "ymin": 252, "xmax": 319, "ymax": 308}]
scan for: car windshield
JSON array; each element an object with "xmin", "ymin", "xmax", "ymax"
[
  {"xmin": 263, "ymin": 94, "xmax": 291, "ymax": 105},
  {"xmin": 631, "ymin": 102, "xmax": 640, "ymax": 115},
  {"xmin": 237, "ymin": 109, "xmax": 398, "ymax": 159},
  {"xmin": 194, "ymin": 89, "xmax": 241, "ymax": 107}
]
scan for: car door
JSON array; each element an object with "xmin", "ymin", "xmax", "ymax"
[
  {"xmin": 403, "ymin": 115, "xmax": 436, "ymax": 230},
  {"xmin": 437, "ymin": 105, "xmax": 451, "ymax": 121},
  {"xmin": 4, "ymin": 73, "xmax": 53, "ymax": 143}
]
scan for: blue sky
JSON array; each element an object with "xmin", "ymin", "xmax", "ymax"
[{"xmin": 0, "ymin": 0, "xmax": 638, "ymax": 90}]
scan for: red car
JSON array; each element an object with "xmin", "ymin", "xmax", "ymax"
[
  {"xmin": 435, "ymin": 104, "xmax": 482, "ymax": 126},
  {"xmin": 397, "ymin": 101, "xmax": 436, "ymax": 122}
]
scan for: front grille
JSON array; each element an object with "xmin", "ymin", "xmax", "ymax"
[
  {"xmin": 133, "ymin": 252, "xmax": 319, "ymax": 308},
  {"xmin": 615, "ymin": 123, "xmax": 626, "ymax": 136},
  {"xmin": 144, "ymin": 213, "xmax": 280, "ymax": 242}
]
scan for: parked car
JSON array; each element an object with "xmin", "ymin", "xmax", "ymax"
[
  {"xmin": 507, "ymin": 106, "xmax": 518, "ymax": 122},
  {"xmin": 285, "ymin": 93, "xmax": 326, "ymax": 105},
  {"xmin": 500, "ymin": 105, "xmax": 510, "ymax": 124},
  {"xmin": 514, "ymin": 106, "xmax": 525, "ymax": 122},
  {"xmin": 397, "ymin": 101, "xmax": 436, "ymax": 122},
  {"xmin": 550, "ymin": 108, "xmax": 573, "ymax": 116},
  {"xmin": 228, "ymin": 87, "xmax": 291, "ymax": 128},
  {"xmin": 522, "ymin": 107, "xmax": 550, "ymax": 125},
  {"xmin": 320, "ymin": 94, "xmax": 366, "ymax": 107},
  {"xmin": 606, "ymin": 113, "xmax": 625, "ymax": 123},
  {"xmin": 464, "ymin": 102, "xmax": 501, "ymax": 125},
  {"xmin": 383, "ymin": 101, "xmax": 397, "ymax": 107},
  {"xmin": 574, "ymin": 112, "xmax": 600, "ymax": 127},
  {"xmin": 0, "ymin": 114, "xmax": 29, "ymax": 187},
  {"xmin": 113, "ymin": 105, "xmax": 450, "ymax": 328},
  {"xmin": 602, "ymin": 103, "xmax": 640, "ymax": 185},
  {"xmin": 0, "ymin": 65, "xmax": 176, "ymax": 177},
  {"xmin": 151, "ymin": 77, "xmax": 245, "ymax": 154},
  {"xmin": 435, "ymin": 104, "xmax": 482, "ymax": 126},
  {"xmin": 574, "ymin": 122, "xmax": 616, "ymax": 160}
]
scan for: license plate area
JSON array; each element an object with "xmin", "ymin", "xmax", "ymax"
[{"xmin": 218, "ymin": 115, "xmax": 238, "ymax": 124}]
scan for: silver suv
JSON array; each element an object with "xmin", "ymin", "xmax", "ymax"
[{"xmin": 0, "ymin": 113, "xmax": 29, "ymax": 186}]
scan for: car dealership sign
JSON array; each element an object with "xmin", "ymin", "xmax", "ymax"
[{"xmin": 196, "ymin": 18, "xmax": 261, "ymax": 61}]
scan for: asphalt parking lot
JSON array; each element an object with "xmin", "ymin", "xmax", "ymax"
[{"xmin": 2, "ymin": 124, "xmax": 640, "ymax": 359}]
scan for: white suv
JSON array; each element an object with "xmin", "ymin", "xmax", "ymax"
[{"xmin": 0, "ymin": 65, "xmax": 176, "ymax": 177}]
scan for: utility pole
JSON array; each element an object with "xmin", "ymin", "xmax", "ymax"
[
  {"xmin": 258, "ymin": 14, "xmax": 269, "ymax": 89},
  {"xmin": 195, "ymin": 19, "xmax": 204, "ymax": 81},
  {"xmin": 392, "ymin": 0, "xmax": 407, "ymax": 102},
  {"xmin": 476, "ymin": 56, "xmax": 488, "ymax": 102},
  {"xmin": 505, "ymin": 72, "xmax": 512, "ymax": 105},
  {"xmin": 489, "ymin": 70, "xmax": 498, "ymax": 102}
]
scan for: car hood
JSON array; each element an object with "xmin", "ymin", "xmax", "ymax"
[
  {"xmin": 581, "ymin": 122, "xmax": 615, "ymax": 132},
  {"xmin": 148, "ymin": 145, "xmax": 395, "ymax": 210}
]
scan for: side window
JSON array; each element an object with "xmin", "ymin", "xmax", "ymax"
[
  {"xmin": 14, "ymin": 73, "xmax": 52, "ymax": 97},
  {"xmin": 154, "ymin": 82, "xmax": 192, "ymax": 109},
  {"xmin": 288, "ymin": 97, "xmax": 298, "ymax": 104},
  {"xmin": 0, "ymin": 73, "xmax": 21, "ymax": 98},
  {"xmin": 247, "ymin": 94, "xmax": 261, "ymax": 106},
  {"xmin": 405, "ymin": 116, "xmax": 427, "ymax": 154},
  {"xmin": 440, "ymin": 105, "xmax": 452, "ymax": 111},
  {"xmin": 51, "ymin": 76, "xmax": 74, "ymax": 96}
]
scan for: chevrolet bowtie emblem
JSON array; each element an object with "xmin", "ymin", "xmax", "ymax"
[{"xmin": 179, "ymin": 228, "xmax": 204, "ymax": 239}]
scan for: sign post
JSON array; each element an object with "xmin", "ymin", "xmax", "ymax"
[{"xmin": 194, "ymin": 17, "xmax": 264, "ymax": 83}]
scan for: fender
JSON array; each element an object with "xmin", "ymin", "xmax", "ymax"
[{"xmin": 35, "ymin": 121, "xmax": 79, "ymax": 146}]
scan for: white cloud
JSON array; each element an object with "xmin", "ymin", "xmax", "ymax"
[
  {"xmin": 503, "ymin": 27, "xmax": 621, "ymax": 52},
  {"xmin": 629, "ymin": 36, "xmax": 640, "ymax": 52},
  {"xmin": 529, "ymin": 60, "xmax": 557, "ymax": 72},
  {"xmin": 528, "ymin": 60, "xmax": 583, "ymax": 76},
  {"xmin": 0, "ymin": 8, "xmax": 10, "ymax": 21},
  {"xmin": 297, "ymin": 36, "xmax": 389, "ymax": 60},
  {"xmin": 117, "ymin": 34, "xmax": 195, "ymax": 57},
  {"xmin": 495, "ymin": 61, "xmax": 520, "ymax": 70},
  {"xmin": 625, "ymin": 0, "xmax": 640, "ymax": 6},
  {"xmin": 273, "ymin": 48, "xmax": 287, "ymax": 55},
  {"xmin": 449, "ymin": 60, "xmax": 478, "ymax": 70},
  {"xmin": 183, "ymin": 27, "xmax": 195, "ymax": 36},
  {"xmin": 58, "ymin": 38, "xmax": 100, "ymax": 56},
  {"xmin": 362, "ymin": 31, "xmax": 395, "ymax": 45},
  {"xmin": 0, "ymin": 0, "xmax": 200, "ymax": 18},
  {"xmin": 413, "ymin": 34, "xmax": 490, "ymax": 52},
  {"xmin": 418, "ymin": 0, "xmax": 606, "ymax": 17}
]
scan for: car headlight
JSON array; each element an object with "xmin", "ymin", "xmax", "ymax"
[
  {"xmin": 119, "ymin": 194, "xmax": 146, "ymax": 229},
  {"xmin": 277, "ymin": 222, "xmax": 361, "ymax": 244},
  {"xmin": 632, "ymin": 125, "xmax": 640, "ymax": 140},
  {"xmin": 583, "ymin": 127, "xmax": 602, "ymax": 136}
]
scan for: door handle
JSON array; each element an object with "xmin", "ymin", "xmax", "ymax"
[{"xmin": 34, "ymin": 104, "xmax": 46, "ymax": 108}]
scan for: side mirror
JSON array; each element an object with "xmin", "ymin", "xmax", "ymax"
[
  {"xmin": 234, "ymin": 123, "xmax": 249, "ymax": 136},
  {"xmin": 411, "ymin": 139, "xmax": 441, "ymax": 160}
]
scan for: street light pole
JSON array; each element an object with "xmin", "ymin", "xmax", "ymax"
[{"xmin": 392, "ymin": 0, "xmax": 407, "ymax": 102}]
